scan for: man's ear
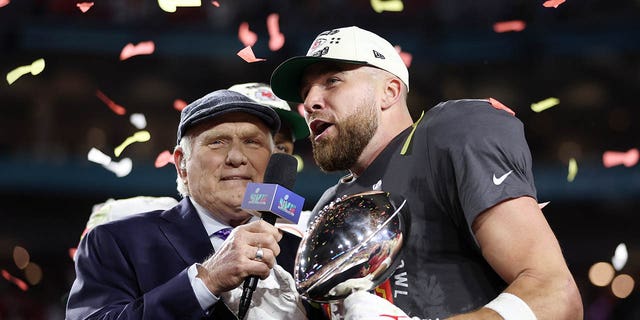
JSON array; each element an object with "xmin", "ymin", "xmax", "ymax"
[
  {"xmin": 381, "ymin": 77, "xmax": 403, "ymax": 110},
  {"xmin": 174, "ymin": 148, "xmax": 186, "ymax": 178}
]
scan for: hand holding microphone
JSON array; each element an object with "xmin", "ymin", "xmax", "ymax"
[{"xmin": 237, "ymin": 153, "xmax": 305, "ymax": 319}]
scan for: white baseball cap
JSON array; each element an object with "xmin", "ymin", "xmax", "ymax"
[
  {"xmin": 228, "ymin": 82, "xmax": 310, "ymax": 141},
  {"xmin": 270, "ymin": 26, "xmax": 409, "ymax": 103}
]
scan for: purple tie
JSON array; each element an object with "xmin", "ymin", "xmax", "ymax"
[{"xmin": 211, "ymin": 227, "xmax": 233, "ymax": 240}]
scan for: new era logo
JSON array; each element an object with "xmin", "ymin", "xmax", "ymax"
[{"xmin": 373, "ymin": 50, "xmax": 385, "ymax": 59}]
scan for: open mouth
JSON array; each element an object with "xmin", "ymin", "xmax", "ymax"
[{"xmin": 310, "ymin": 119, "xmax": 334, "ymax": 138}]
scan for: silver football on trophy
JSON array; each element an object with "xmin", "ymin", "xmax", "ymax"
[{"xmin": 294, "ymin": 190, "xmax": 409, "ymax": 302}]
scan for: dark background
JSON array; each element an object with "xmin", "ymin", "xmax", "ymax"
[{"xmin": 1, "ymin": 0, "xmax": 639, "ymax": 319}]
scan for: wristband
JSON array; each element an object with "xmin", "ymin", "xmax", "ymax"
[{"xmin": 484, "ymin": 292, "xmax": 537, "ymax": 320}]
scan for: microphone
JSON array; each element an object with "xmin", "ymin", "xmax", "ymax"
[{"xmin": 238, "ymin": 153, "xmax": 305, "ymax": 319}]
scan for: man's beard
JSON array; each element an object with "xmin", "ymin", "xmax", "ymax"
[{"xmin": 312, "ymin": 106, "xmax": 378, "ymax": 172}]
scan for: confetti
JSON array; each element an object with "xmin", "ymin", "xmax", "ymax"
[
  {"xmin": 114, "ymin": 131, "xmax": 151, "ymax": 157},
  {"xmin": 129, "ymin": 113, "xmax": 147, "ymax": 129},
  {"xmin": 612, "ymin": 243, "xmax": 628, "ymax": 271},
  {"xmin": 69, "ymin": 248, "xmax": 77, "ymax": 260},
  {"xmin": 543, "ymin": 0, "xmax": 565, "ymax": 8},
  {"xmin": 493, "ymin": 20, "xmax": 526, "ymax": 33},
  {"xmin": 0, "ymin": 0, "xmax": 9, "ymax": 8},
  {"xmin": 6, "ymin": 58, "xmax": 45, "ymax": 85},
  {"xmin": 1, "ymin": 270, "xmax": 28, "ymax": 291},
  {"xmin": 13, "ymin": 246, "xmax": 30, "ymax": 269},
  {"xmin": 96, "ymin": 89, "xmax": 126, "ymax": 115},
  {"xmin": 602, "ymin": 148, "xmax": 639, "ymax": 168},
  {"xmin": 237, "ymin": 46, "xmax": 265, "ymax": 63},
  {"xmin": 538, "ymin": 201, "xmax": 550, "ymax": 209},
  {"xmin": 120, "ymin": 41, "xmax": 155, "ymax": 61},
  {"xmin": 211, "ymin": 1, "xmax": 220, "ymax": 7},
  {"xmin": 531, "ymin": 97, "xmax": 559, "ymax": 113},
  {"xmin": 158, "ymin": 0, "xmax": 201, "ymax": 13},
  {"xmin": 370, "ymin": 0, "xmax": 404, "ymax": 13},
  {"xmin": 293, "ymin": 154, "xmax": 304, "ymax": 172},
  {"xmin": 155, "ymin": 150, "xmax": 175, "ymax": 168},
  {"xmin": 267, "ymin": 13, "xmax": 285, "ymax": 51},
  {"xmin": 394, "ymin": 45, "xmax": 412, "ymax": 68},
  {"xmin": 87, "ymin": 147, "xmax": 112, "ymax": 166},
  {"xmin": 488, "ymin": 97, "xmax": 515, "ymax": 116},
  {"xmin": 238, "ymin": 22, "xmax": 258, "ymax": 47},
  {"xmin": 567, "ymin": 158, "xmax": 578, "ymax": 182},
  {"xmin": 174, "ymin": 99, "xmax": 188, "ymax": 111},
  {"xmin": 103, "ymin": 158, "xmax": 133, "ymax": 177},
  {"xmin": 76, "ymin": 2, "xmax": 94, "ymax": 12}
]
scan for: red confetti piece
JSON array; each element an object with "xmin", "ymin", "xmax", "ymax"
[
  {"xmin": 155, "ymin": 150, "xmax": 175, "ymax": 168},
  {"xmin": 543, "ymin": 0, "xmax": 565, "ymax": 8},
  {"xmin": 96, "ymin": 90, "xmax": 126, "ymax": 115},
  {"xmin": 394, "ymin": 45, "xmax": 412, "ymax": 68},
  {"xmin": 488, "ymin": 97, "xmax": 515, "ymax": 116},
  {"xmin": 493, "ymin": 20, "xmax": 526, "ymax": 33},
  {"xmin": 76, "ymin": 2, "xmax": 94, "ymax": 12},
  {"xmin": 211, "ymin": 1, "xmax": 220, "ymax": 7},
  {"xmin": 237, "ymin": 46, "xmax": 265, "ymax": 63},
  {"xmin": 603, "ymin": 148, "xmax": 639, "ymax": 168},
  {"xmin": 120, "ymin": 41, "xmax": 155, "ymax": 61},
  {"xmin": 69, "ymin": 248, "xmax": 77, "ymax": 260},
  {"xmin": 1, "ymin": 269, "xmax": 28, "ymax": 291},
  {"xmin": 267, "ymin": 13, "xmax": 285, "ymax": 51},
  {"xmin": 173, "ymin": 99, "xmax": 188, "ymax": 111},
  {"xmin": 0, "ymin": 0, "xmax": 9, "ymax": 8},
  {"xmin": 238, "ymin": 22, "xmax": 258, "ymax": 47}
]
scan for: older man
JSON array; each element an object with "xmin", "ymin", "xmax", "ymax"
[{"xmin": 66, "ymin": 90, "xmax": 313, "ymax": 319}]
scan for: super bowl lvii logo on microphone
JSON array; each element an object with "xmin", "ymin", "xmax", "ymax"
[
  {"xmin": 249, "ymin": 187, "xmax": 269, "ymax": 205},
  {"xmin": 277, "ymin": 194, "xmax": 298, "ymax": 216}
]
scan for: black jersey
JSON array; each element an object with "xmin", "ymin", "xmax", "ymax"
[{"xmin": 313, "ymin": 99, "xmax": 537, "ymax": 319}]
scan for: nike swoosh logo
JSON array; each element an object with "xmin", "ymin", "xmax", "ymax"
[{"xmin": 493, "ymin": 170, "xmax": 513, "ymax": 185}]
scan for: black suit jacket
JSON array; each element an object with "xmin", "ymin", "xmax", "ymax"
[{"xmin": 66, "ymin": 198, "xmax": 307, "ymax": 319}]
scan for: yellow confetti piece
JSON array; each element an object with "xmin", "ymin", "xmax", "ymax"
[
  {"xmin": 370, "ymin": 0, "xmax": 404, "ymax": 13},
  {"xmin": 158, "ymin": 0, "xmax": 201, "ymax": 13},
  {"xmin": 531, "ymin": 97, "xmax": 559, "ymax": 113},
  {"xmin": 114, "ymin": 130, "xmax": 151, "ymax": 157},
  {"xmin": 293, "ymin": 154, "xmax": 304, "ymax": 172},
  {"xmin": 567, "ymin": 158, "xmax": 578, "ymax": 182},
  {"xmin": 6, "ymin": 58, "xmax": 45, "ymax": 85}
]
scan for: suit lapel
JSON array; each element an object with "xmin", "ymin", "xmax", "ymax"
[{"xmin": 159, "ymin": 198, "xmax": 213, "ymax": 265}]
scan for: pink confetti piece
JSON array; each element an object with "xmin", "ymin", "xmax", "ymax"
[
  {"xmin": 76, "ymin": 2, "xmax": 94, "ymax": 12},
  {"xmin": 119, "ymin": 41, "xmax": 155, "ymax": 61},
  {"xmin": 538, "ymin": 201, "xmax": 550, "ymax": 209},
  {"xmin": 394, "ymin": 45, "xmax": 412, "ymax": 68},
  {"xmin": 493, "ymin": 20, "xmax": 526, "ymax": 33},
  {"xmin": 155, "ymin": 150, "xmax": 175, "ymax": 168},
  {"xmin": 69, "ymin": 248, "xmax": 77, "ymax": 260},
  {"xmin": 211, "ymin": 1, "xmax": 220, "ymax": 7},
  {"xmin": 267, "ymin": 13, "xmax": 285, "ymax": 51},
  {"xmin": 174, "ymin": 99, "xmax": 188, "ymax": 111},
  {"xmin": 543, "ymin": 0, "xmax": 565, "ymax": 8},
  {"xmin": 238, "ymin": 22, "xmax": 258, "ymax": 47},
  {"xmin": 1, "ymin": 270, "xmax": 28, "ymax": 291},
  {"xmin": 0, "ymin": 0, "xmax": 9, "ymax": 8},
  {"xmin": 488, "ymin": 97, "xmax": 516, "ymax": 116},
  {"xmin": 603, "ymin": 148, "xmax": 639, "ymax": 168},
  {"xmin": 96, "ymin": 89, "xmax": 126, "ymax": 115},
  {"xmin": 237, "ymin": 46, "xmax": 265, "ymax": 63},
  {"xmin": 297, "ymin": 103, "xmax": 305, "ymax": 117}
]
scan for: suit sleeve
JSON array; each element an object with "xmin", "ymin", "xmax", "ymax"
[{"xmin": 65, "ymin": 226, "xmax": 208, "ymax": 320}]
